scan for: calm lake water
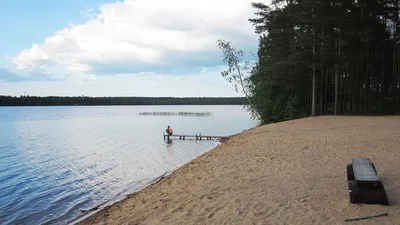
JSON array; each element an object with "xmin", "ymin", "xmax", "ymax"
[{"xmin": 0, "ymin": 105, "xmax": 257, "ymax": 225}]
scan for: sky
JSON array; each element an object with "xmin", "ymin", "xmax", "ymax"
[{"xmin": 0, "ymin": 0, "xmax": 265, "ymax": 97}]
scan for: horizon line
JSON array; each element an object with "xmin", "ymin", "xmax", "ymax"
[{"xmin": 1, "ymin": 95, "xmax": 245, "ymax": 98}]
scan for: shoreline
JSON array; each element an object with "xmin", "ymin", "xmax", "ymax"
[
  {"xmin": 69, "ymin": 171, "xmax": 171, "ymax": 224},
  {"xmin": 76, "ymin": 116, "xmax": 400, "ymax": 224},
  {"xmin": 69, "ymin": 135, "xmax": 236, "ymax": 225}
]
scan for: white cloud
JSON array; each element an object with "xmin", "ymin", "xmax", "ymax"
[{"xmin": 12, "ymin": 0, "xmax": 261, "ymax": 79}]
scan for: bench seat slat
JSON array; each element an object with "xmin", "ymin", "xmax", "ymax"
[{"xmin": 352, "ymin": 158, "xmax": 380, "ymax": 181}]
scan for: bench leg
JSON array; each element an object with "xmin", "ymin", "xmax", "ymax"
[
  {"xmin": 371, "ymin": 163, "xmax": 377, "ymax": 173},
  {"xmin": 347, "ymin": 163, "xmax": 355, "ymax": 181},
  {"xmin": 348, "ymin": 181, "xmax": 389, "ymax": 205}
]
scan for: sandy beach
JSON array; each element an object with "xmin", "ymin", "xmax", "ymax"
[{"xmin": 77, "ymin": 116, "xmax": 400, "ymax": 225}]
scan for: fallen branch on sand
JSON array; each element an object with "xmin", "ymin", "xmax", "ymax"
[{"xmin": 345, "ymin": 212, "xmax": 388, "ymax": 222}]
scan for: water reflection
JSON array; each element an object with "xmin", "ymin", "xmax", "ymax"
[{"xmin": 165, "ymin": 140, "xmax": 174, "ymax": 149}]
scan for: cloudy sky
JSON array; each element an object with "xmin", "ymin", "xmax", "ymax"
[{"xmin": 0, "ymin": 0, "xmax": 264, "ymax": 97}]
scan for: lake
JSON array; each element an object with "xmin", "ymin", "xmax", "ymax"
[{"xmin": 0, "ymin": 105, "xmax": 257, "ymax": 225}]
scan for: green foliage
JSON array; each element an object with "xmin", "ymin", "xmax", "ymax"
[
  {"xmin": 216, "ymin": 39, "xmax": 254, "ymax": 93},
  {"xmin": 218, "ymin": 0, "xmax": 400, "ymax": 124},
  {"xmin": 249, "ymin": 65, "xmax": 301, "ymax": 123},
  {"xmin": 216, "ymin": 39, "xmax": 265, "ymax": 121}
]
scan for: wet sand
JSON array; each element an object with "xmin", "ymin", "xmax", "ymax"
[{"xmin": 78, "ymin": 116, "xmax": 400, "ymax": 225}]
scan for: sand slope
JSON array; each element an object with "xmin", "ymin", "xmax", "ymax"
[{"xmin": 78, "ymin": 116, "xmax": 400, "ymax": 225}]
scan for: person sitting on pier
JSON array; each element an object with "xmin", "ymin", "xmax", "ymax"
[{"xmin": 166, "ymin": 126, "xmax": 173, "ymax": 135}]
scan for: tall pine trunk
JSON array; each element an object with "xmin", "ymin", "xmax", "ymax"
[
  {"xmin": 319, "ymin": 64, "xmax": 324, "ymax": 114},
  {"xmin": 334, "ymin": 42, "xmax": 340, "ymax": 115},
  {"xmin": 311, "ymin": 6, "xmax": 317, "ymax": 116},
  {"xmin": 365, "ymin": 45, "xmax": 370, "ymax": 112},
  {"xmin": 381, "ymin": 52, "xmax": 385, "ymax": 114},
  {"xmin": 396, "ymin": 36, "xmax": 398, "ymax": 113},
  {"xmin": 324, "ymin": 65, "xmax": 329, "ymax": 113},
  {"xmin": 393, "ymin": 32, "xmax": 396, "ymax": 113}
]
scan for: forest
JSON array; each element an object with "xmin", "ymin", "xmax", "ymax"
[
  {"xmin": 0, "ymin": 96, "xmax": 246, "ymax": 106},
  {"xmin": 218, "ymin": 0, "xmax": 400, "ymax": 123}
]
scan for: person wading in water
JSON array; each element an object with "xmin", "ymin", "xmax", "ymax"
[{"xmin": 165, "ymin": 126, "xmax": 173, "ymax": 135}]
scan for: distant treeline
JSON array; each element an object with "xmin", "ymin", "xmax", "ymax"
[{"xmin": 0, "ymin": 95, "xmax": 247, "ymax": 106}]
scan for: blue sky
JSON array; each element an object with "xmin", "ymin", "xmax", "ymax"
[
  {"xmin": 0, "ymin": 0, "xmax": 114, "ymax": 56},
  {"xmin": 0, "ymin": 0, "xmax": 261, "ymax": 97}
]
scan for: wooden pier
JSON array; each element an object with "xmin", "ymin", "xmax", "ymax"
[{"xmin": 163, "ymin": 133, "xmax": 230, "ymax": 141}]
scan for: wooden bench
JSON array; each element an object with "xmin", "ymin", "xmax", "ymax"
[{"xmin": 346, "ymin": 158, "xmax": 388, "ymax": 205}]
